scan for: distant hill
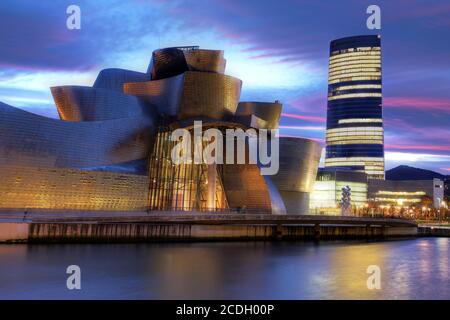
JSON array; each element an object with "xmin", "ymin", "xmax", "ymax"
[{"xmin": 386, "ymin": 165, "xmax": 447, "ymax": 180}]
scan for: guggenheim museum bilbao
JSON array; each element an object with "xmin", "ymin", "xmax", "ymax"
[{"xmin": 0, "ymin": 46, "xmax": 322, "ymax": 215}]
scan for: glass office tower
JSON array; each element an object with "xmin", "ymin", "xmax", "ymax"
[{"xmin": 325, "ymin": 35, "xmax": 384, "ymax": 180}]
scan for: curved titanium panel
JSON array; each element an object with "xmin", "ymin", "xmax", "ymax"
[
  {"xmin": 125, "ymin": 71, "xmax": 242, "ymax": 120},
  {"xmin": 82, "ymin": 158, "xmax": 149, "ymax": 175},
  {"xmin": 0, "ymin": 165, "xmax": 149, "ymax": 211},
  {"xmin": 271, "ymin": 137, "xmax": 322, "ymax": 193},
  {"xmin": 183, "ymin": 49, "xmax": 226, "ymax": 73},
  {"xmin": 51, "ymin": 86, "xmax": 152, "ymax": 121},
  {"xmin": 278, "ymin": 191, "xmax": 311, "ymax": 215},
  {"xmin": 221, "ymin": 163, "xmax": 272, "ymax": 214},
  {"xmin": 93, "ymin": 68, "xmax": 150, "ymax": 92},
  {"xmin": 233, "ymin": 114, "xmax": 269, "ymax": 130},
  {"xmin": 236, "ymin": 101, "xmax": 282, "ymax": 129},
  {"xmin": 0, "ymin": 102, "xmax": 156, "ymax": 169},
  {"xmin": 270, "ymin": 137, "xmax": 322, "ymax": 214},
  {"xmin": 263, "ymin": 176, "xmax": 287, "ymax": 215},
  {"xmin": 149, "ymin": 47, "xmax": 189, "ymax": 80},
  {"xmin": 124, "ymin": 74, "xmax": 184, "ymax": 116},
  {"xmin": 179, "ymin": 71, "xmax": 241, "ymax": 120}
]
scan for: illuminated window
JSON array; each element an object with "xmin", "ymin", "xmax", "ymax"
[{"xmin": 338, "ymin": 118, "xmax": 382, "ymax": 124}]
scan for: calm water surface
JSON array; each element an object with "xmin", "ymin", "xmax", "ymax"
[{"xmin": 0, "ymin": 238, "xmax": 449, "ymax": 299}]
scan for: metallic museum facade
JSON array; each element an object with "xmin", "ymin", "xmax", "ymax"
[
  {"xmin": 0, "ymin": 46, "xmax": 321, "ymax": 214},
  {"xmin": 324, "ymin": 35, "xmax": 384, "ymax": 180}
]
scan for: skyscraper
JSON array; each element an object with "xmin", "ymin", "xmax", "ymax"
[{"xmin": 325, "ymin": 35, "xmax": 384, "ymax": 179}]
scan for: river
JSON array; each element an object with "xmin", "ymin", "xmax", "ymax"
[{"xmin": 0, "ymin": 238, "xmax": 448, "ymax": 299}]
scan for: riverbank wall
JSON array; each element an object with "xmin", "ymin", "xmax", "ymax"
[
  {"xmin": 418, "ymin": 226, "xmax": 450, "ymax": 237},
  {"xmin": 0, "ymin": 210, "xmax": 418, "ymax": 243}
]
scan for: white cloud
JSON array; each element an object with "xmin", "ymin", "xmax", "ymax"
[
  {"xmin": 385, "ymin": 152, "xmax": 450, "ymax": 163},
  {"xmin": 0, "ymin": 71, "xmax": 96, "ymax": 93}
]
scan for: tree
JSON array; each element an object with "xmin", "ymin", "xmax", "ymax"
[{"xmin": 420, "ymin": 195, "xmax": 433, "ymax": 208}]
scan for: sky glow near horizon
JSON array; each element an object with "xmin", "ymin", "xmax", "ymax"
[{"xmin": 0, "ymin": 0, "xmax": 449, "ymax": 173}]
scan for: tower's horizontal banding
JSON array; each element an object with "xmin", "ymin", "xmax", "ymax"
[{"xmin": 325, "ymin": 35, "xmax": 384, "ymax": 179}]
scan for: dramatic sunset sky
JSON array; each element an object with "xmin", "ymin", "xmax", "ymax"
[{"xmin": 1, "ymin": 0, "xmax": 449, "ymax": 173}]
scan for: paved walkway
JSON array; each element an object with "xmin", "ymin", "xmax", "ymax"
[{"xmin": 0, "ymin": 209, "xmax": 417, "ymax": 227}]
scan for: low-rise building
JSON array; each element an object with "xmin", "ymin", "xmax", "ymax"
[
  {"xmin": 310, "ymin": 168, "xmax": 368, "ymax": 215},
  {"xmin": 368, "ymin": 178, "xmax": 444, "ymax": 209}
]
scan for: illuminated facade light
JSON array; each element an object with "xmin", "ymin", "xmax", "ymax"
[
  {"xmin": 368, "ymin": 179, "xmax": 445, "ymax": 209},
  {"xmin": 376, "ymin": 190, "xmax": 426, "ymax": 196},
  {"xmin": 324, "ymin": 35, "xmax": 384, "ymax": 180},
  {"xmin": 338, "ymin": 118, "xmax": 383, "ymax": 124},
  {"xmin": 328, "ymin": 93, "xmax": 382, "ymax": 100}
]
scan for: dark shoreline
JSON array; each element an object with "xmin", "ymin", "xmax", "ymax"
[{"xmin": 0, "ymin": 210, "xmax": 422, "ymax": 243}]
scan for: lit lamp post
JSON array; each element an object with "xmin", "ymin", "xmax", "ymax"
[
  {"xmin": 396, "ymin": 199, "xmax": 404, "ymax": 217},
  {"xmin": 364, "ymin": 203, "xmax": 369, "ymax": 217},
  {"xmin": 437, "ymin": 198, "xmax": 447, "ymax": 225},
  {"xmin": 422, "ymin": 206, "xmax": 427, "ymax": 221},
  {"xmin": 443, "ymin": 200, "xmax": 447, "ymax": 222},
  {"xmin": 436, "ymin": 197, "xmax": 441, "ymax": 224}
]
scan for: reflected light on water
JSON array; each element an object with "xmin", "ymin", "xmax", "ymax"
[
  {"xmin": 0, "ymin": 238, "xmax": 449, "ymax": 299},
  {"xmin": 437, "ymin": 238, "xmax": 449, "ymax": 280}
]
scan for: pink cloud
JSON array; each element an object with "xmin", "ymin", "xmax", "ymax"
[
  {"xmin": 384, "ymin": 97, "xmax": 450, "ymax": 113},
  {"xmin": 279, "ymin": 125, "xmax": 325, "ymax": 131},
  {"xmin": 386, "ymin": 144, "xmax": 450, "ymax": 151},
  {"xmin": 396, "ymin": 3, "xmax": 450, "ymax": 18},
  {"xmin": 384, "ymin": 117, "xmax": 450, "ymax": 151},
  {"xmin": 278, "ymin": 134, "xmax": 325, "ymax": 143},
  {"xmin": 281, "ymin": 112, "xmax": 326, "ymax": 123},
  {"xmin": 287, "ymin": 93, "xmax": 327, "ymax": 113}
]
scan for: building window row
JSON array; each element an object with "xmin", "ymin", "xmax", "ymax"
[
  {"xmin": 329, "ymin": 71, "xmax": 381, "ymax": 81},
  {"xmin": 326, "ymin": 126, "xmax": 383, "ymax": 134},
  {"xmin": 329, "ymin": 66, "xmax": 381, "ymax": 76},
  {"xmin": 331, "ymin": 46, "xmax": 381, "ymax": 56},
  {"xmin": 329, "ymin": 51, "xmax": 381, "ymax": 62},
  {"xmin": 338, "ymin": 118, "xmax": 382, "ymax": 124},
  {"xmin": 329, "ymin": 76, "xmax": 381, "ymax": 84},
  {"xmin": 329, "ymin": 58, "xmax": 381, "ymax": 68},
  {"xmin": 328, "ymin": 93, "xmax": 382, "ymax": 101}
]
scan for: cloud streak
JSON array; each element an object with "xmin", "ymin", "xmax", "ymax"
[
  {"xmin": 281, "ymin": 112, "xmax": 326, "ymax": 123},
  {"xmin": 279, "ymin": 125, "xmax": 325, "ymax": 131},
  {"xmin": 386, "ymin": 144, "xmax": 450, "ymax": 152},
  {"xmin": 384, "ymin": 97, "xmax": 450, "ymax": 113}
]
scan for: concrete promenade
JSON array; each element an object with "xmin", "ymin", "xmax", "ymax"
[{"xmin": 0, "ymin": 209, "xmax": 418, "ymax": 243}]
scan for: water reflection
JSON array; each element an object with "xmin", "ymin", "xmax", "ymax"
[
  {"xmin": 0, "ymin": 238, "xmax": 449, "ymax": 299},
  {"xmin": 437, "ymin": 238, "xmax": 449, "ymax": 281}
]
